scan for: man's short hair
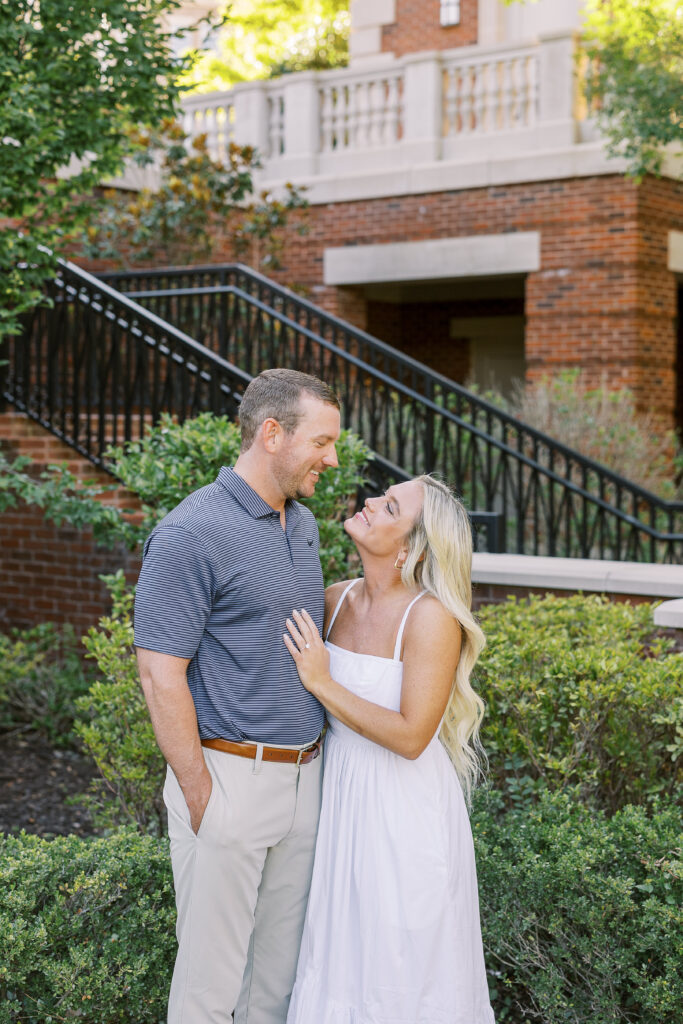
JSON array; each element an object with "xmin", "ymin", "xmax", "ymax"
[{"xmin": 238, "ymin": 368, "xmax": 341, "ymax": 451}]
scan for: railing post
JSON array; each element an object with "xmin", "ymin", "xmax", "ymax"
[
  {"xmin": 402, "ymin": 51, "xmax": 442, "ymax": 164},
  {"xmin": 0, "ymin": 338, "xmax": 8, "ymax": 412},
  {"xmin": 537, "ymin": 30, "xmax": 578, "ymax": 148},
  {"xmin": 278, "ymin": 71, "xmax": 320, "ymax": 179}
]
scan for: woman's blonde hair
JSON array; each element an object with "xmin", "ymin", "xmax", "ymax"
[{"xmin": 400, "ymin": 475, "xmax": 486, "ymax": 803}]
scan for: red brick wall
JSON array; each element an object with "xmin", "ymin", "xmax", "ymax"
[
  {"xmin": 0, "ymin": 413, "xmax": 141, "ymax": 634},
  {"xmin": 200, "ymin": 173, "xmax": 683, "ymax": 424},
  {"xmin": 77, "ymin": 173, "xmax": 683, "ymax": 423},
  {"xmin": 382, "ymin": 0, "xmax": 478, "ymax": 56}
]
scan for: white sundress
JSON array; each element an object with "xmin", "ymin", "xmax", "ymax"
[{"xmin": 287, "ymin": 581, "xmax": 495, "ymax": 1024}]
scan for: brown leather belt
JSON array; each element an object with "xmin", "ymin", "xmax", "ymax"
[{"xmin": 201, "ymin": 736, "xmax": 322, "ymax": 765}]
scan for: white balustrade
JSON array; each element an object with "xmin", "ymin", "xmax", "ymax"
[
  {"xmin": 110, "ymin": 32, "xmax": 586, "ymax": 194},
  {"xmin": 442, "ymin": 46, "xmax": 538, "ymax": 138},
  {"xmin": 318, "ymin": 68, "xmax": 404, "ymax": 154},
  {"xmin": 181, "ymin": 92, "xmax": 235, "ymax": 163}
]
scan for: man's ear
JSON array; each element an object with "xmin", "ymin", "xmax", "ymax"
[{"xmin": 261, "ymin": 417, "xmax": 282, "ymax": 454}]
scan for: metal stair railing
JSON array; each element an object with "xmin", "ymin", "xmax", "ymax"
[
  {"xmin": 3, "ymin": 259, "xmax": 251, "ymax": 467},
  {"xmin": 2, "ymin": 259, "xmax": 502, "ymax": 550},
  {"xmin": 98, "ymin": 263, "xmax": 683, "ymax": 563}
]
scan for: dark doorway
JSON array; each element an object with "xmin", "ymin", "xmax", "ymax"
[{"xmin": 364, "ymin": 275, "xmax": 526, "ymax": 394}]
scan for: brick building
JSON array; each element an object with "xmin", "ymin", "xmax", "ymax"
[
  {"xmin": 173, "ymin": 0, "xmax": 682, "ymax": 421},
  {"xmin": 2, "ymin": 0, "xmax": 683, "ymax": 632}
]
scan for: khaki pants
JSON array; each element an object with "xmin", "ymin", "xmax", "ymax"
[{"xmin": 164, "ymin": 743, "xmax": 322, "ymax": 1024}]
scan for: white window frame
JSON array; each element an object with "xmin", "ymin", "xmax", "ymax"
[{"xmin": 440, "ymin": 0, "xmax": 461, "ymax": 27}]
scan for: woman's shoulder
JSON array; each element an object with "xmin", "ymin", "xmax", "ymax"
[
  {"xmin": 324, "ymin": 577, "xmax": 359, "ymax": 613},
  {"xmin": 407, "ymin": 592, "xmax": 460, "ymax": 638},
  {"xmin": 324, "ymin": 577, "xmax": 357, "ymax": 603},
  {"xmin": 400, "ymin": 593, "xmax": 462, "ymax": 664}
]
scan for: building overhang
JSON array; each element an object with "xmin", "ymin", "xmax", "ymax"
[
  {"xmin": 323, "ymin": 232, "xmax": 541, "ymax": 286},
  {"xmin": 668, "ymin": 231, "xmax": 683, "ymax": 275}
]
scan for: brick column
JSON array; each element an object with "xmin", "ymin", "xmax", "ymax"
[{"xmin": 524, "ymin": 175, "xmax": 680, "ymax": 426}]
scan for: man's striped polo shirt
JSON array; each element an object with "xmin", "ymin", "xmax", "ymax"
[{"xmin": 133, "ymin": 466, "xmax": 325, "ymax": 744}]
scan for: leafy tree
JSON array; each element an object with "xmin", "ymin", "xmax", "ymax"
[
  {"xmin": 0, "ymin": 0, "xmax": 193, "ymax": 338},
  {"xmin": 185, "ymin": 0, "xmax": 349, "ymax": 92},
  {"xmin": 79, "ymin": 121, "xmax": 309, "ymax": 270},
  {"xmin": 581, "ymin": 0, "xmax": 683, "ymax": 178}
]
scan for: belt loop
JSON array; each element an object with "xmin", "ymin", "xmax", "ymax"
[
  {"xmin": 252, "ymin": 742, "xmax": 264, "ymax": 774},
  {"xmin": 296, "ymin": 746, "xmax": 305, "ymax": 766}
]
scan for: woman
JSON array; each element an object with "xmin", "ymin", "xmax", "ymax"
[{"xmin": 283, "ymin": 474, "xmax": 495, "ymax": 1024}]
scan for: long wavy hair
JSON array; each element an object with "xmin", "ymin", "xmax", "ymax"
[{"xmin": 400, "ymin": 475, "xmax": 486, "ymax": 803}]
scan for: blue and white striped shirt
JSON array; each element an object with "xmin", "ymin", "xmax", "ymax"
[{"xmin": 134, "ymin": 467, "xmax": 325, "ymax": 744}]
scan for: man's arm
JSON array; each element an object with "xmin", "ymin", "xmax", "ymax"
[{"xmin": 137, "ymin": 647, "xmax": 212, "ymax": 834}]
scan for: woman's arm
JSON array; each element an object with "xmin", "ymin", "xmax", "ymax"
[{"xmin": 284, "ymin": 598, "xmax": 461, "ymax": 759}]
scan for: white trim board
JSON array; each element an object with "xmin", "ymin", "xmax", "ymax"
[
  {"xmin": 668, "ymin": 231, "xmax": 683, "ymax": 275},
  {"xmin": 323, "ymin": 232, "xmax": 541, "ymax": 286},
  {"xmin": 472, "ymin": 554, "xmax": 683, "ymax": 599}
]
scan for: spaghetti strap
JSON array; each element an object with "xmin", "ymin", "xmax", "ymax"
[
  {"xmin": 393, "ymin": 591, "xmax": 427, "ymax": 661},
  {"xmin": 324, "ymin": 579, "xmax": 361, "ymax": 641}
]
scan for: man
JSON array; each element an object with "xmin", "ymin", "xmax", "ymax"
[{"xmin": 134, "ymin": 368, "xmax": 341, "ymax": 1024}]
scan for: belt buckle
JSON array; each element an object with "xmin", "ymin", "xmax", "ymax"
[{"xmin": 296, "ymin": 739, "xmax": 318, "ymax": 766}]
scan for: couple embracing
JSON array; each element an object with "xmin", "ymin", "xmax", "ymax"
[{"xmin": 134, "ymin": 368, "xmax": 495, "ymax": 1024}]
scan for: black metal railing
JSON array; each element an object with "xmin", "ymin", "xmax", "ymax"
[
  {"xmin": 97, "ymin": 262, "xmax": 683, "ymax": 563},
  {"xmin": 3, "ymin": 261, "xmax": 251, "ymax": 467},
  {"xmin": 2, "ymin": 260, "xmax": 503, "ymax": 550}
]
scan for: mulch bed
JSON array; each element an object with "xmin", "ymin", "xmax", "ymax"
[{"xmin": 0, "ymin": 732, "xmax": 99, "ymax": 838}]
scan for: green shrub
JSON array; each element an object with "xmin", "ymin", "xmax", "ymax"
[
  {"xmin": 106, "ymin": 411, "xmax": 242, "ymax": 521},
  {"xmin": 465, "ymin": 370, "xmax": 680, "ymax": 501},
  {"xmin": 0, "ymin": 623, "xmax": 91, "ymax": 745},
  {"xmin": 477, "ymin": 594, "xmax": 682, "ymax": 812},
  {"xmin": 1, "ymin": 795, "xmax": 679, "ymax": 1024},
  {"xmin": 473, "ymin": 790, "xmax": 683, "ymax": 1024},
  {"xmin": 108, "ymin": 411, "xmax": 369, "ymax": 584},
  {"xmin": 74, "ymin": 573, "xmax": 166, "ymax": 835},
  {"xmin": 0, "ymin": 829, "xmax": 174, "ymax": 1024}
]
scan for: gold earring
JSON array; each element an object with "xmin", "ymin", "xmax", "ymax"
[{"xmin": 394, "ymin": 557, "xmax": 403, "ymax": 570}]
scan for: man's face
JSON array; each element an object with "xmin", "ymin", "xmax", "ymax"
[{"xmin": 273, "ymin": 395, "xmax": 341, "ymax": 500}]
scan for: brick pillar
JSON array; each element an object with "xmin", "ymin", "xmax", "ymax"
[{"xmin": 524, "ymin": 175, "xmax": 679, "ymax": 426}]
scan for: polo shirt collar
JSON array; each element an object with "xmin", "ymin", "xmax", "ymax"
[{"xmin": 217, "ymin": 467, "xmax": 302, "ymax": 522}]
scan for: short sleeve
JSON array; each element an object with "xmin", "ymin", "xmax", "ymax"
[{"xmin": 133, "ymin": 526, "xmax": 216, "ymax": 658}]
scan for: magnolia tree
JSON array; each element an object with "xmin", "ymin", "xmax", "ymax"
[{"xmin": 0, "ymin": 0, "xmax": 197, "ymax": 338}]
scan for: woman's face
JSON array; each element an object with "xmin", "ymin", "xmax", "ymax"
[{"xmin": 345, "ymin": 479, "xmax": 424, "ymax": 559}]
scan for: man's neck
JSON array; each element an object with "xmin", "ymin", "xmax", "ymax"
[{"xmin": 233, "ymin": 453, "xmax": 286, "ymax": 515}]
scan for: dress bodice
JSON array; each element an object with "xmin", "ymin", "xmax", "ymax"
[{"xmin": 324, "ymin": 580, "xmax": 426, "ymax": 736}]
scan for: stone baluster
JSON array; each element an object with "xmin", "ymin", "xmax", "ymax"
[
  {"xmin": 320, "ymin": 86, "xmax": 334, "ymax": 153},
  {"xmin": 461, "ymin": 64, "xmax": 475, "ymax": 134},
  {"xmin": 385, "ymin": 74, "xmax": 400, "ymax": 144},
  {"xmin": 527, "ymin": 54, "xmax": 539, "ymax": 126},
  {"xmin": 501, "ymin": 59, "xmax": 514, "ymax": 131},
  {"xmin": 355, "ymin": 81, "xmax": 370, "ymax": 150},
  {"xmin": 473, "ymin": 62, "xmax": 486, "ymax": 134},
  {"xmin": 338, "ymin": 85, "xmax": 350, "ymax": 150}
]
